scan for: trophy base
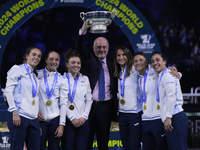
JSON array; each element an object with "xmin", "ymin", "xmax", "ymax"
[
  {"xmin": 86, "ymin": 18, "xmax": 111, "ymax": 34},
  {"xmin": 80, "ymin": 11, "xmax": 116, "ymax": 34},
  {"xmin": 89, "ymin": 24, "xmax": 108, "ymax": 34},
  {"xmin": 89, "ymin": 29, "xmax": 108, "ymax": 34}
]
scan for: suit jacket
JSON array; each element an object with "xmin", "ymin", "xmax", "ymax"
[{"xmin": 75, "ymin": 34, "xmax": 118, "ymax": 121}]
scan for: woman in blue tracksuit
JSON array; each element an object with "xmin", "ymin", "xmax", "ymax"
[
  {"xmin": 61, "ymin": 49, "xmax": 93, "ymax": 150},
  {"xmin": 5, "ymin": 47, "xmax": 42, "ymax": 150},
  {"xmin": 151, "ymin": 52, "xmax": 188, "ymax": 150},
  {"xmin": 113, "ymin": 45, "xmax": 142, "ymax": 150},
  {"xmin": 37, "ymin": 51, "xmax": 68, "ymax": 150}
]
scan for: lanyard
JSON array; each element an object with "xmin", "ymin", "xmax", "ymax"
[
  {"xmin": 43, "ymin": 69, "xmax": 58, "ymax": 99},
  {"xmin": 140, "ymin": 67, "xmax": 149, "ymax": 103},
  {"xmin": 66, "ymin": 73, "xmax": 79, "ymax": 103},
  {"xmin": 156, "ymin": 67, "xmax": 167, "ymax": 102},
  {"xmin": 120, "ymin": 66, "xmax": 127, "ymax": 97},
  {"xmin": 24, "ymin": 63, "xmax": 37, "ymax": 98}
]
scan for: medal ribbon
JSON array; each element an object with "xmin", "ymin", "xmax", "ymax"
[
  {"xmin": 139, "ymin": 67, "xmax": 149, "ymax": 103},
  {"xmin": 43, "ymin": 69, "xmax": 58, "ymax": 99},
  {"xmin": 24, "ymin": 63, "xmax": 37, "ymax": 98},
  {"xmin": 66, "ymin": 73, "xmax": 79, "ymax": 103},
  {"xmin": 120, "ymin": 66, "xmax": 127, "ymax": 97},
  {"xmin": 156, "ymin": 67, "xmax": 167, "ymax": 103}
]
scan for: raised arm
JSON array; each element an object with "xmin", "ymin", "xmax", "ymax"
[{"xmin": 75, "ymin": 22, "xmax": 91, "ymax": 55}]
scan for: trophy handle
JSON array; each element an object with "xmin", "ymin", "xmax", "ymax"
[
  {"xmin": 112, "ymin": 9, "xmax": 117, "ymax": 18},
  {"xmin": 80, "ymin": 12, "xmax": 85, "ymax": 20}
]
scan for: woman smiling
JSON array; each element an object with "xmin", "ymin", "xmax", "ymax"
[
  {"xmin": 5, "ymin": 47, "xmax": 42, "ymax": 150},
  {"xmin": 61, "ymin": 49, "xmax": 93, "ymax": 150},
  {"xmin": 114, "ymin": 45, "xmax": 142, "ymax": 150},
  {"xmin": 133, "ymin": 51, "xmax": 168, "ymax": 150},
  {"xmin": 37, "ymin": 51, "xmax": 68, "ymax": 150},
  {"xmin": 151, "ymin": 52, "xmax": 188, "ymax": 150}
]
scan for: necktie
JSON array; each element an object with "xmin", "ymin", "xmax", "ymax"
[{"xmin": 98, "ymin": 60, "xmax": 105, "ymax": 101}]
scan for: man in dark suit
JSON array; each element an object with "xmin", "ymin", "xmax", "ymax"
[{"xmin": 76, "ymin": 22, "xmax": 118, "ymax": 150}]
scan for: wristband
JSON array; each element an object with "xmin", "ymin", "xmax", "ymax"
[{"xmin": 13, "ymin": 112, "xmax": 18, "ymax": 116}]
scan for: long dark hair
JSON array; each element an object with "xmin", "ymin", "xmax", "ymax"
[
  {"xmin": 113, "ymin": 45, "xmax": 133, "ymax": 79},
  {"xmin": 23, "ymin": 47, "xmax": 42, "ymax": 77}
]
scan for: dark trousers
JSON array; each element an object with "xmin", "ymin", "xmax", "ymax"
[
  {"xmin": 61, "ymin": 119, "xmax": 89, "ymax": 150},
  {"xmin": 7, "ymin": 112, "xmax": 40, "ymax": 150},
  {"xmin": 142, "ymin": 119, "xmax": 168, "ymax": 150},
  {"xmin": 86, "ymin": 100, "xmax": 113, "ymax": 150},
  {"xmin": 165, "ymin": 111, "xmax": 188, "ymax": 150},
  {"xmin": 40, "ymin": 116, "xmax": 61, "ymax": 150},
  {"xmin": 119, "ymin": 111, "xmax": 142, "ymax": 150}
]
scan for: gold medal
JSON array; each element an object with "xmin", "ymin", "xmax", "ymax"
[
  {"xmin": 69, "ymin": 105, "xmax": 74, "ymax": 110},
  {"xmin": 120, "ymin": 99, "xmax": 125, "ymax": 105},
  {"xmin": 46, "ymin": 99, "xmax": 51, "ymax": 106},
  {"xmin": 143, "ymin": 104, "xmax": 147, "ymax": 110},
  {"xmin": 32, "ymin": 99, "xmax": 35, "ymax": 106},
  {"xmin": 157, "ymin": 104, "xmax": 160, "ymax": 110}
]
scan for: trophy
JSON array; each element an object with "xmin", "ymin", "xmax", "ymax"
[{"xmin": 80, "ymin": 10, "xmax": 117, "ymax": 34}]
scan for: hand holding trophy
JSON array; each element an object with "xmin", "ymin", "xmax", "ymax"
[{"xmin": 80, "ymin": 10, "xmax": 117, "ymax": 34}]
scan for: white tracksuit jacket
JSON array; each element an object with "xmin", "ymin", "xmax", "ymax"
[
  {"xmin": 63, "ymin": 72, "xmax": 93, "ymax": 121},
  {"xmin": 5, "ymin": 64, "xmax": 39, "ymax": 119},
  {"xmin": 118, "ymin": 65, "xmax": 142, "ymax": 113},
  {"xmin": 37, "ymin": 68, "xmax": 68, "ymax": 125},
  {"xmin": 138, "ymin": 65, "xmax": 161, "ymax": 121},
  {"xmin": 158, "ymin": 68, "xmax": 183, "ymax": 122}
]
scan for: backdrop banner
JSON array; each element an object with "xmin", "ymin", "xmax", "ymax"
[{"xmin": 0, "ymin": 0, "xmax": 161, "ymax": 149}]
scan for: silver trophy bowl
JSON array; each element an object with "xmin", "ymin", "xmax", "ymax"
[{"xmin": 80, "ymin": 10, "xmax": 117, "ymax": 34}]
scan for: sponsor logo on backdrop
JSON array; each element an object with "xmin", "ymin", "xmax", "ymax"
[
  {"xmin": 184, "ymin": 87, "xmax": 200, "ymax": 104},
  {"xmin": 0, "ymin": 135, "xmax": 10, "ymax": 148},
  {"xmin": 2, "ymin": 136, "xmax": 8, "ymax": 144},
  {"xmin": 141, "ymin": 34, "xmax": 151, "ymax": 44},
  {"xmin": 136, "ymin": 34, "xmax": 155, "ymax": 53}
]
